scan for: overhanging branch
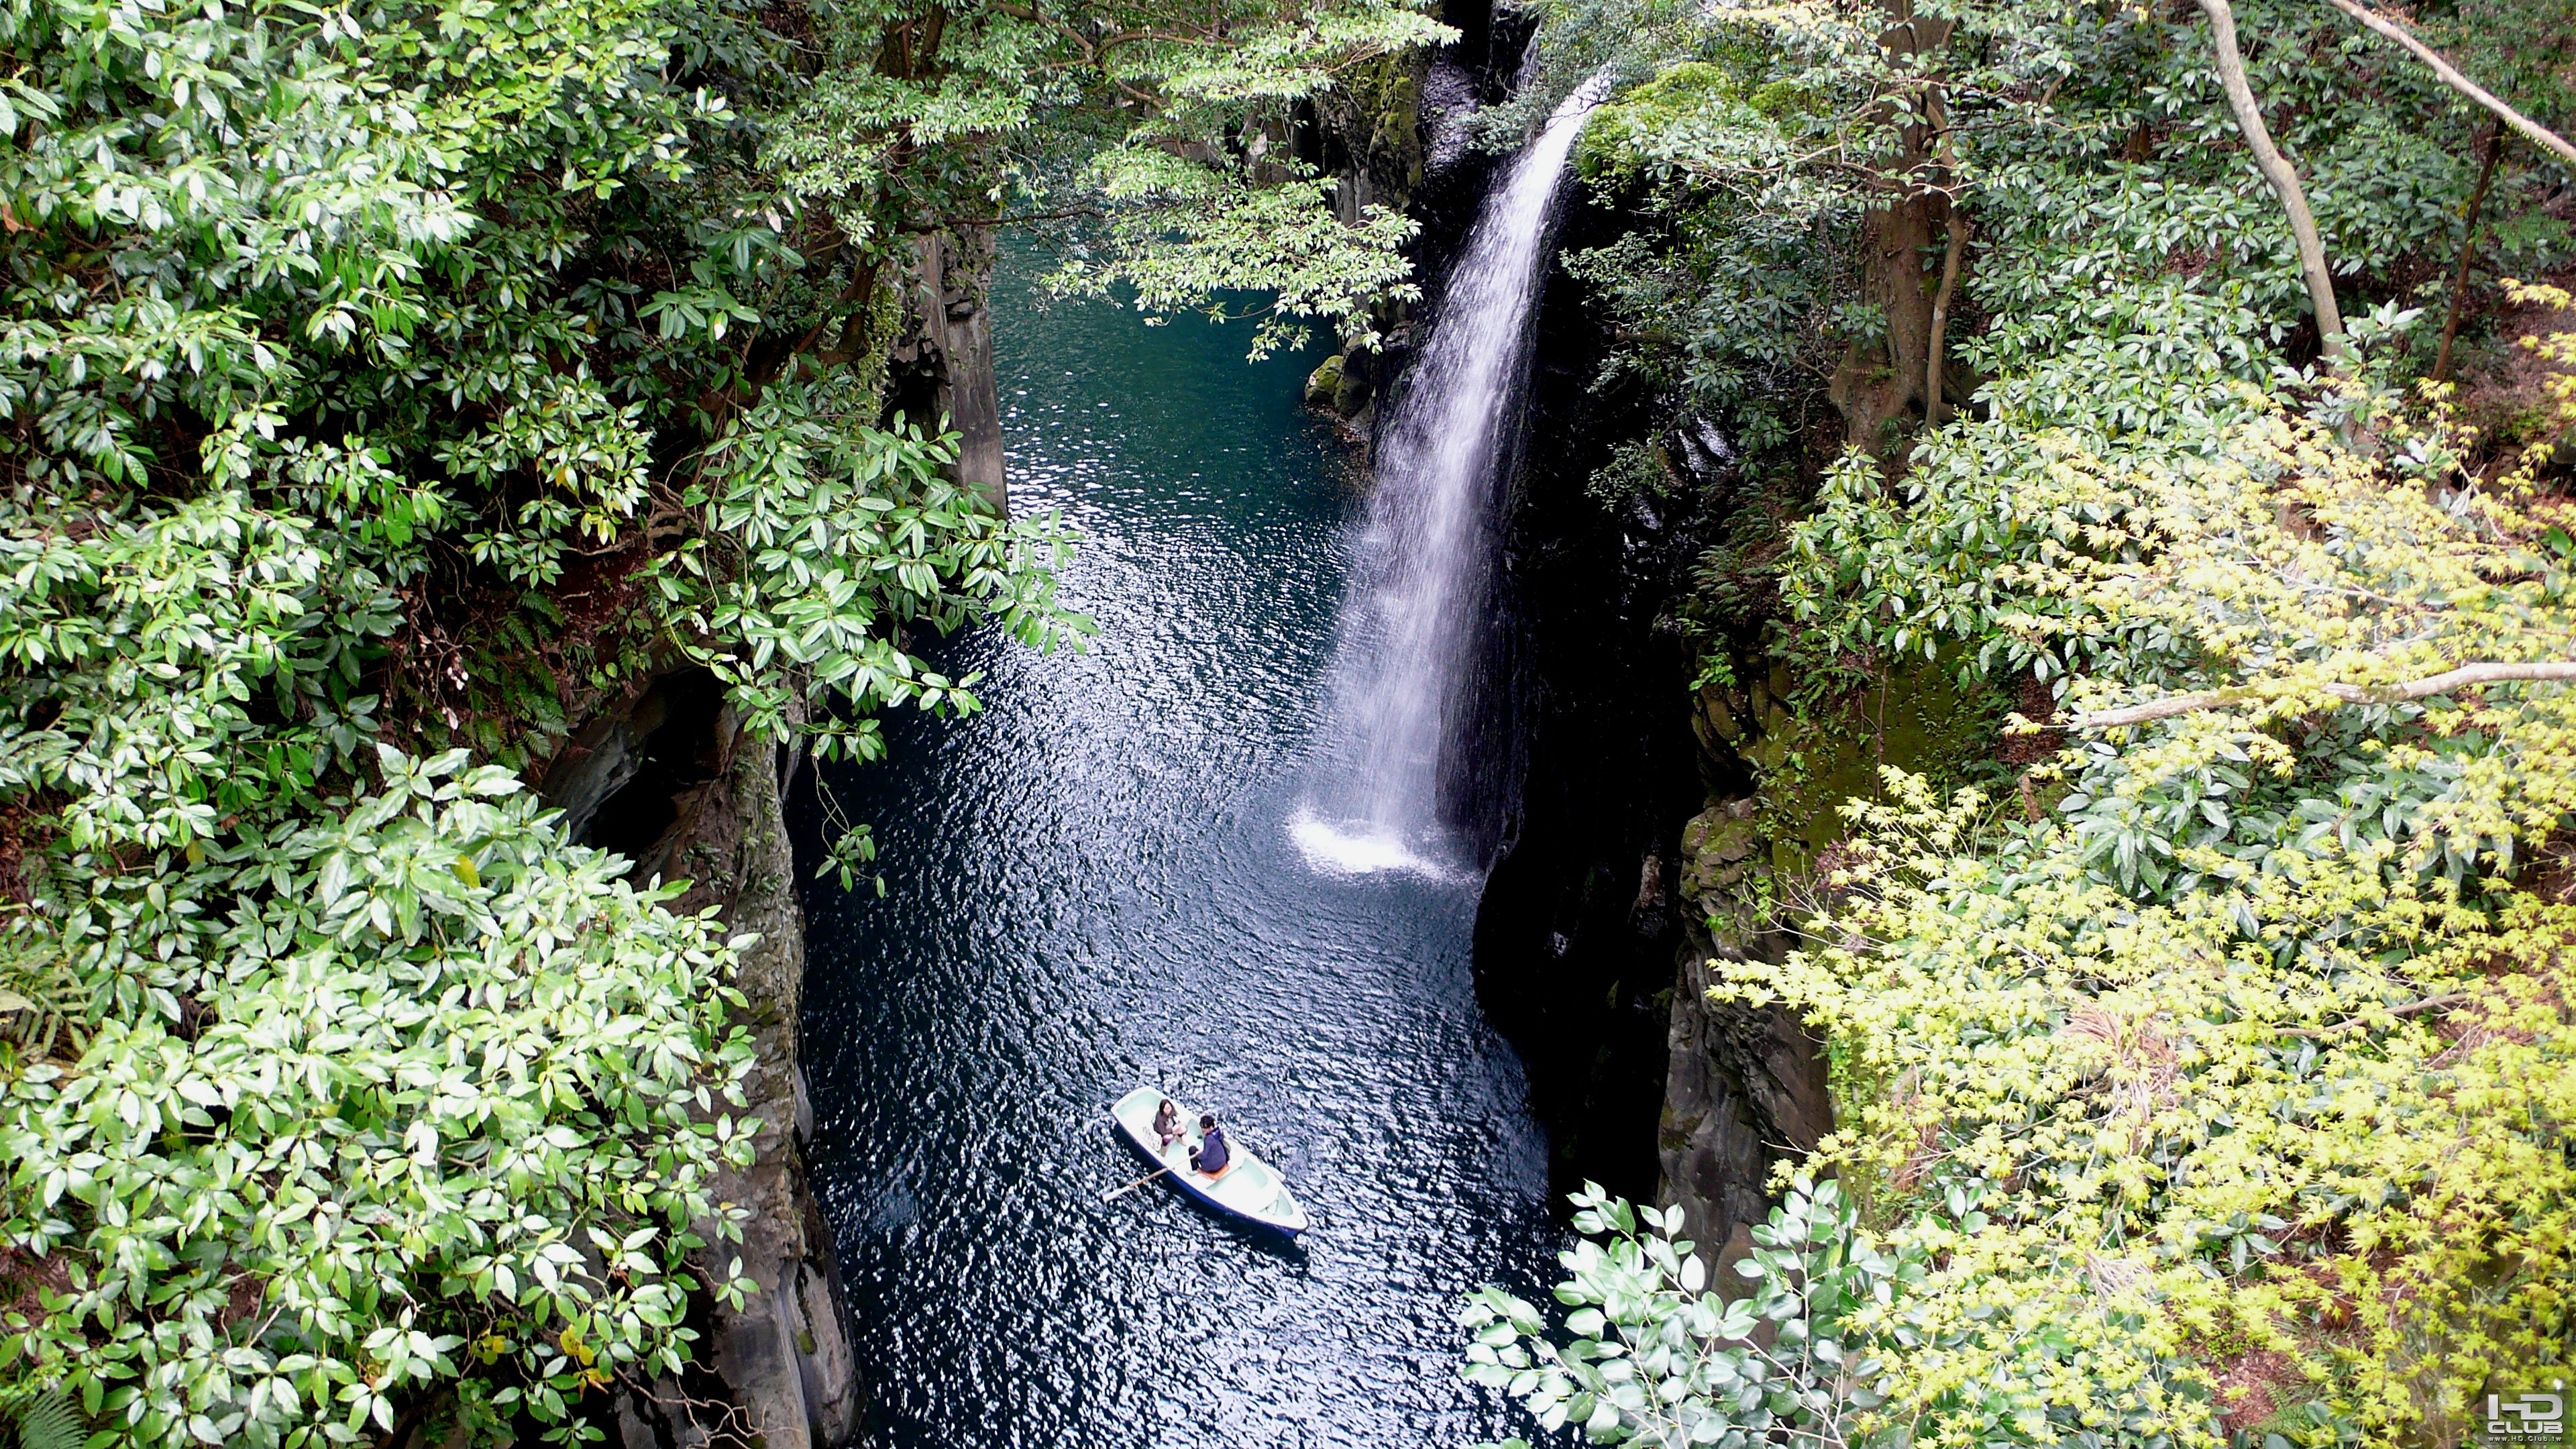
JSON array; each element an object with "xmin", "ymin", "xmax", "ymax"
[
  {"xmin": 2275, "ymin": 993, "xmax": 2466, "ymax": 1039},
  {"xmin": 2319, "ymin": 0, "xmax": 2576, "ymax": 169},
  {"xmin": 2069, "ymin": 660, "xmax": 2576, "ymax": 729}
]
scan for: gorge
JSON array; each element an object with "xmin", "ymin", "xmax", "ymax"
[
  {"xmin": 783, "ymin": 36, "xmax": 1831, "ymax": 1442},
  {"xmin": 789, "ymin": 67, "xmax": 1617, "ymax": 1440},
  {"xmin": 795, "ymin": 258, "xmax": 1562, "ymax": 1448},
  {"xmin": 5, "ymin": 0, "xmax": 2571, "ymax": 1444}
]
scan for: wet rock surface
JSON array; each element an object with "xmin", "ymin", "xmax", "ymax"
[
  {"xmin": 1463, "ymin": 148, "xmax": 1831, "ymax": 1240},
  {"xmin": 1468, "ymin": 171, "xmax": 1707, "ymax": 1205},
  {"xmin": 547, "ymin": 678, "xmax": 861, "ymax": 1449},
  {"xmin": 1658, "ymin": 800, "xmax": 1830, "ymax": 1261}
]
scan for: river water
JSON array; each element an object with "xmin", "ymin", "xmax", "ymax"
[{"xmin": 796, "ymin": 276, "xmax": 1564, "ymax": 1448}]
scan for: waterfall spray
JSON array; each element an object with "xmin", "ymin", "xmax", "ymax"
[{"xmin": 1295, "ymin": 77, "xmax": 1608, "ymax": 877}]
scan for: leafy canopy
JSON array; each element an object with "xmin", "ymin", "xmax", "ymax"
[
  {"xmin": 763, "ymin": 0, "xmax": 1454, "ymax": 355},
  {"xmin": 0, "ymin": 0, "xmax": 1452, "ymax": 1441},
  {"xmin": 1468, "ymin": 0, "xmax": 2576, "ymax": 1443}
]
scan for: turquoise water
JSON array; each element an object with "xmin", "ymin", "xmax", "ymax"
[{"xmin": 797, "ymin": 275, "xmax": 1562, "ymax": 1448}]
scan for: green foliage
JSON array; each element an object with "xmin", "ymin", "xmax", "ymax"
[
  {"xmin": 1558, "ymin": 0, "xmax": 2571, "ymax": 443},
  {"xmin": 5, "ymin": 1391, "xmax": 83, "ymax": 1449},
  {"xmin": 1740, "ymin": 358, "xmax": 2576, "ymax": 1436},
  {"xmin": 1534, "ymin": 0, "xmax": 2573, "ymax": 680},
  {"xmin": 1498, "ymin": 380, "xmax": 2576, "ymax": 1448},
  {"xmin": 1, "ymin": 747, "xmax": 762, "ymax": 1447},
  {"xmin": 1464, "ymin": 1179, "xmax": 1921, "ymax": 1446},
  {"xmin": 1, "ymin": 490, "xmax": 395, "ymax": 853},
  {"xmin": 0, "ymin": 0, "xmax": 1455, "ymax": 1433},
  {"xmin": 1738, "ymin": 660, "xmax": 2009, "ymax": 878},
  {"xmin": 1552, "ymin": 6, "xmax": 1861, "ymax": 459},
  {"xmin": 1055, "ymin": 167, "xmax": 1422, "ymax": 356},
  {"xmin": 1481, "ymin": 0, "xmax": 2576, "ymax": 1441},
  {"xmin": 0, "ymin": 0, "xmax": 1360, "ymax": 1436},
  {"xmin": 759, "ymin": 0, "xmax": 1452, "ymax": 356},
  {"xmin": 656, "ymin": 386, "xmax": 1085, "ymax": 759}
]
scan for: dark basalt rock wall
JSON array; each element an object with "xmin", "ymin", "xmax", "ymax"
[
  {"xmin": 1658, "ymin": 798, "xmax": 1831, "ymax": 1260},
  {"xmin": 1301, "ymin": 0, "xmax": 1526, "ymax": 433},
  {"xmin": 1466, "ymin": 180, "xmax": 1707, "ymax": 1206},
  {"xmin": 545, "ymin": 675, "xmax": 863, "ymax": 1449},
  {"xmin": 1465, "ymin": 164, "xmax": 1831, "ymax": 1235}
]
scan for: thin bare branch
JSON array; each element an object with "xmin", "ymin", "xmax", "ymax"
[
  {"xmin": 1926, "ymin": 89, "xmax": 1970, "ymax": 426},
  {"xmin": 2319, "ymin": 0, "xmax": 2576, "ymax": 168},
  {"xmin": 2070, "ymin": 660, "xmax": 2576, "ymax": 729},
  {"xmin": 2196, "ymin": 0, "xmax": 2345, "ymax": 359},
  {"xmin": 2435, "ymin": 121, "xmax": 2505, "ymax": 384},
  {"xmin": 2275, "ymin": 993, "xmax": 2466, "ymax": 1038}
]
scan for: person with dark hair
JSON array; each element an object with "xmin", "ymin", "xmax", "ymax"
[
  {"xmin": 1152, "ymin": 1097, "xmax": 1184, "ymax": 1152},
  {"xmin": 1187, "ymin": 1114, "xmax": 1230, "ymax": 1177}
]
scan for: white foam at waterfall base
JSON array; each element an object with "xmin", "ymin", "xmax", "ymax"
[
  {"xmin": 1287, "ymin": 806, "xmax": 1470, "ymax": 881},
  {"xmin": 1295, "ymin": 75, "xmax": 1608, "ymax": 878}
]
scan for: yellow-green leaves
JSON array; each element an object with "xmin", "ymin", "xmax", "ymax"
[
  {"xmin": 1740, "ymin": 390, "xmax": 2576, "ymax": 1441},
  {"xmin": 1527, "ymin": 0, "xmax": 2576, "ymax": 1434}
]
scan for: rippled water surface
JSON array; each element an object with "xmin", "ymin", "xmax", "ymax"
[{"xmin": 797, "ymin": 274, "xmax": 1564, "ymax": 1449}]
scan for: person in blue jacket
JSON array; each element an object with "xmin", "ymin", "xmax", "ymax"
[{"xmin": 1188, "ymin": 1114, "xmax": 1230, "ymax": 1177}]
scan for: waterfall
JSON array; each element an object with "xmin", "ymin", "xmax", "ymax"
[{"xmin": 1294, "ymin": 78, "xmax": 1607, "ymax": 878}]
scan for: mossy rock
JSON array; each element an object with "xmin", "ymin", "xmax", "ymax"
[
  {"xmin": 1750, "ymin": 656, "xmax": 2004, "ymax": 877},
  {"xmin": 1305, "ymin": 353, "xmax": 1344, "ymax": 410},
  {"xmin": 1680, "ymin": 799, "xmax": 1776, "ymax": 953},
  {"xmin": 1679, "ymin": 800, "xmax": 1765, "ymax": 904}
]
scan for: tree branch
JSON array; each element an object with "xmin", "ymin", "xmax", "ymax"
[
  {"xmin": 2275, "ymin": 993, "xmax": 2465, "ymax": 1038},
  {"xmin": 902, "ymin": 207, "xmax": 1104, "ymax": 231},
  {"xmin": 2070, "ymin": 661, "xmax": 2576, "ymax": 729},
  {"xmin": 2318, "ymin": 0, "xmax": 2576, "ymax": 168},
  {"xmin": 2196, "ymin": 0, "xmax": 2345, "ymax": 360},
  {"xmin": 1927, "ymin": 219, "xmax": 1968, "ymax": 422},
  {"xmin": 1926, "ymin": 89, "xmax": 1970, "ymax": 427}
]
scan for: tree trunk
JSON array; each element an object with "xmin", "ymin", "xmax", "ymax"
[
  {"xmin": 1831, "ymin": 201, "xmax": 1939, "ymax": 451},
  {"xmin": 1927, "ymin": 212, "xmax": 1970, "ymax": 427},
  {"xmin": 2195, "ymin": 0, "xmax": 2344, "ymax": 360},
  {"xmin": 2434, "ymin": 123, "xmax": 2504, "ymax": 384},
  {"xmin": 1925, "ymin": 89, "xmax": 1970, "ymax": 429},
  {"xmin": 1828, "ymin": 0, "xmax": 1954, "ymax": 453}
]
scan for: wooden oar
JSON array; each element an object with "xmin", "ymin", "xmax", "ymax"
[{"xmin": 1102, "ymin": 1166, "xmax": 1171, "ymax": 1202}]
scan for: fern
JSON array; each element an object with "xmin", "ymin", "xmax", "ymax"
[
  {"xmin": 0, "ymin": 952, "xmax": 83, "ymax": 1059},
  {"xmin": 8, "ymin": 1391, "xmax": 85, "ymax": 1449}
]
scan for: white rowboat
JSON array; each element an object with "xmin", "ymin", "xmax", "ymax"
[{"xmin": 1108, "ymin": 1086, "xmax": 1309, "ymax": 1236}]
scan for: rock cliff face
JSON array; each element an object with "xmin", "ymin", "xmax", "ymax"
[
  {"xmin": 1474, "ymin": 438, "xmax": 1833, "ymax": 1252},
  {"xmin": 1464, "ymin": 150, "xmax": 1703, "ymax": 1205},
  {"xmin": 1301, "ymin": 0, "xmax": 1528, "ymax": 433},
  {"xmin": 1657, "ymin": 798, "xmax": 1830, "ymax": 1260},
  {"xmin": 543, "ymin": 674, "xmax": 861, "ymax": 1449},
  {"xmin": 1456, "ymin": 114, "xmax": 1831, "ymax": 1245},
  {"xmin": 1654, "ymin": 657, "xmax": 2003, "ymax": 1254}
]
